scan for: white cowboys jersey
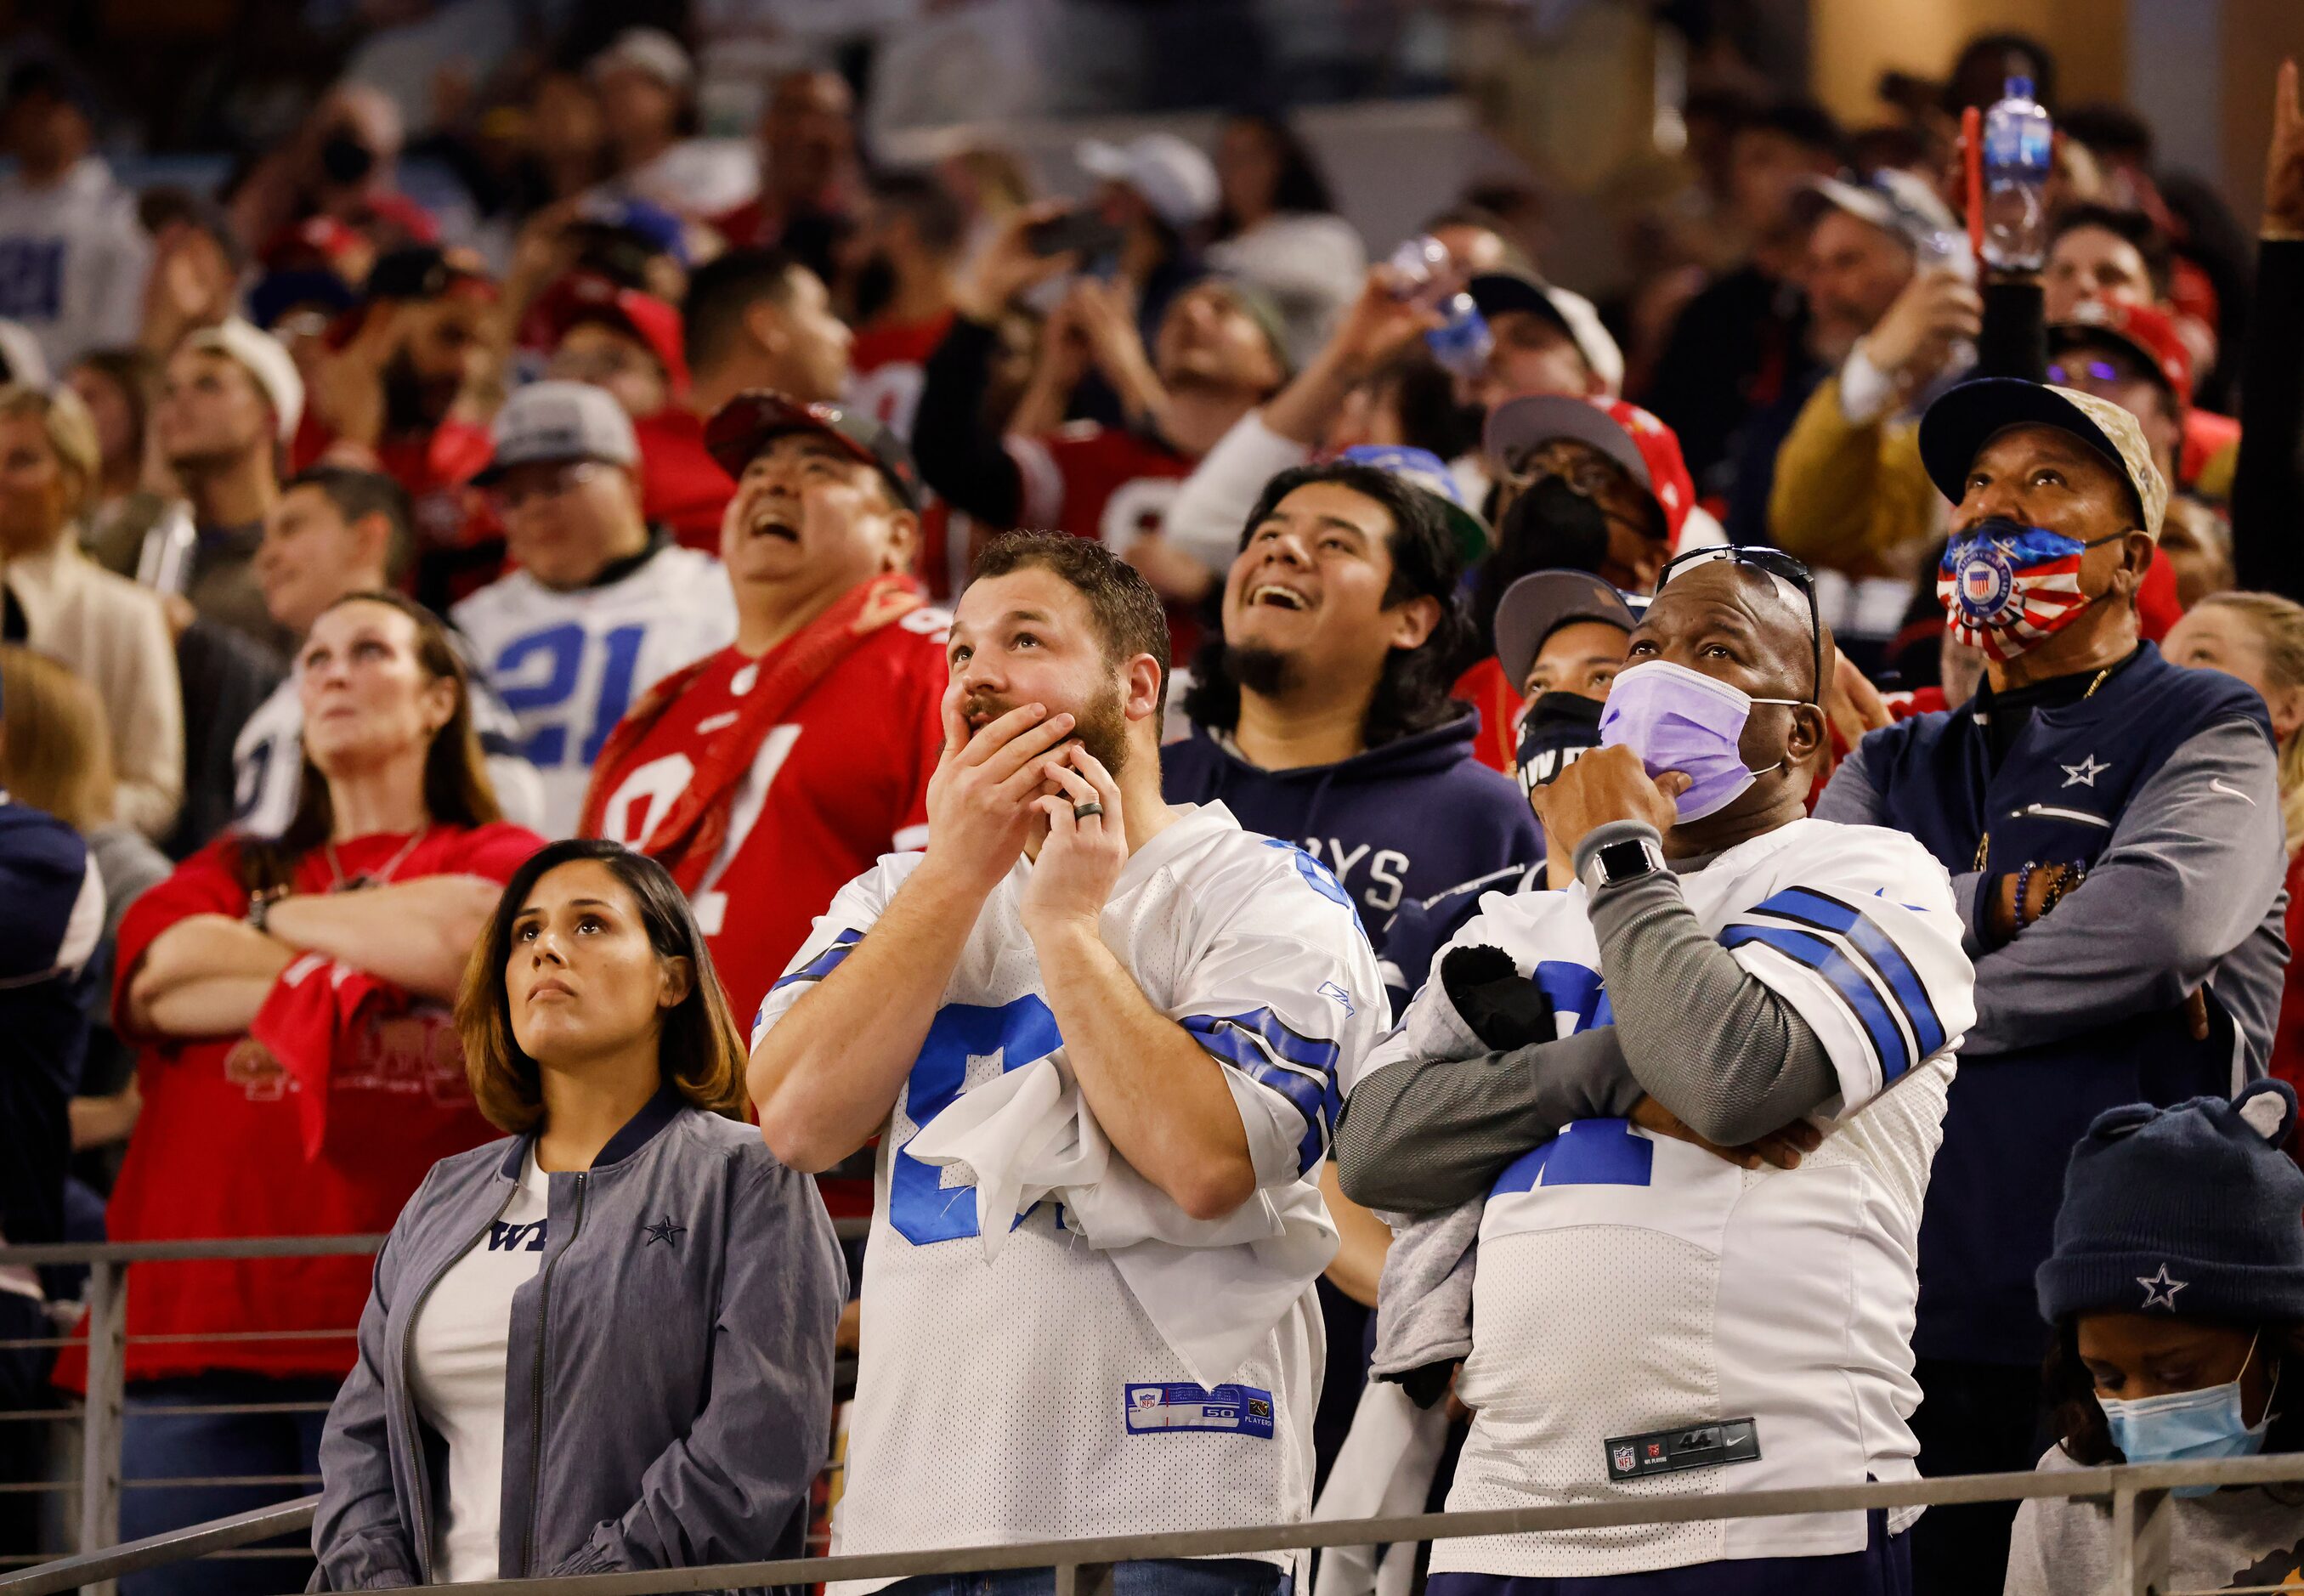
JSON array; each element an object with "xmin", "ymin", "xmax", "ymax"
[
  {"xmin": 231, "ymin": 630, "xmax": 550, "ymax": 838},
  {"xmin": 755, "ymin": 802, "xmax": 1387, "ymax": 1590},
  {"xmin": 1367, "ymin": 817, "xmax": 1975, "ymax": 1576},
  {"xmin": 450, "ymin": 543, "xmax": 735, "ymax": 836},
  {"xmin": 0, "ymin": 157, "xmax": 147, "ymax": 369}
]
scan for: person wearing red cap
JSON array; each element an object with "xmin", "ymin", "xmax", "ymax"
[
  {"xmin": 1452, "ymin": 393, "xmax": 1702, "ymax": 772},
  {"xmin": 528, "ymin": 269, "xmax": 739, "ymax": 556},
  {"xmin": 581, "ymin": 391, "xmax": 947, "ymax": 1043},
  {"xmin": 2046, "ymin": 297, "xmax": 2233, "ymax": 606}
]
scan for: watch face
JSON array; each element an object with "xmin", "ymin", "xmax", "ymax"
[{"xmin": 1594, "ymin": 838, "xmax": 1657, "ymax": 886}]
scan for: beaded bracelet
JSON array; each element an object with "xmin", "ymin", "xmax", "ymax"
[
  {"xmin": 2041, "ymin": 860, "xmax": 2086, "ymax": 916},
  {"xmin": 2013, "ymin": 859, "xmax": 2041, "ymax": 931}
]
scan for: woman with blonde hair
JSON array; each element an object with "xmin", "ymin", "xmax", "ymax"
[
  {"xmin": 313, "ymin": 838, "xmax": 843, "ymax": 1587},
  {"xmin": 0, "ymin": 383, "xmax": 183, "ymax": 839},
  {"xmin": 2162, "ymin": 589, "xmax": 2304, "ymax": 1096},
  {"xmin": 76, "ymin": 591, "xmax": 543, "ymax": 1596}
]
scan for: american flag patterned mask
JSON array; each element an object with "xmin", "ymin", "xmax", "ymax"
[{"xmin": 1936, "ymin": 518, "xmax": 2127, "ymax": 662}]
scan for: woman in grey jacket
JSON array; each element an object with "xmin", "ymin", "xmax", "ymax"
[{"xmin": 311, "ymin": 839, "xmax": 846, "ymax": 1588}]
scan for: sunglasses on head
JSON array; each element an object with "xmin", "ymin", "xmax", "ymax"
[
  {"xmin": 1656, "ymin": 544, "xmax": 1823, "ymax": 701},
  {"xmin": 2046, "ymin": 359, "xmax": 2126, "ymax": 388}
]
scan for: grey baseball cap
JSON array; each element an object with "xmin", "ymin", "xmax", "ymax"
[
  {"xmin": 1492, "ymin": 569, "xmax": 1641, "ymax": 689},
  {"xmin": 474, "ymin": 381, "xmax": 640, "ymax": 485}
]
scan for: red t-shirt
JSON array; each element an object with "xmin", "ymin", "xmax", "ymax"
[
  {"xmin": 586, "ymin": 616, "xmax": 948, "ymax": 1034},
  {"xmin": 637, "ymin": 408, "xmax": 738, "ymax": 554},
  {"xmin": 2271, "ymin": 850, "xmax": 2304, "ymax": 1115},
  {"xmin": 1452, "ymin": 656, "xmax": 1520, "ymax": 776},
  {"xmin": 1005, "ymin": 422, "xmax": 1199, "ymax": 653},
  {"xmin": 71, "ymin": 823, "xmax": 542, "ymax": 1384},
  {"xmin": 850, "ymin": 313, "xmax": 954, "ymax": 442}
]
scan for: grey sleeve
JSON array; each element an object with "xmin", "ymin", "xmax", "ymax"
[
  {"xmin": 1812, "ymin": 738, "xmax": 1888, "ymax": 825},
  {"xmin": 1575, "ymin": 821, "xmax": 1841, "ymax": 1145},
  {"xmin": 311, "ymin": 1186, "xmax": 425, "ymax": 1589},
  {"xmin": 1965, "ymin": 716, "xmax": 2288, "ymax": 1057},
  {"xmin": 1334, "ymin": 1026, "xmax": 1645, "ymax": 1213}
]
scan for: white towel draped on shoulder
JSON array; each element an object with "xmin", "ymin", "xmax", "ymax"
[{"xmin": 904, "ymin": 1055, "xmax": 1338, "ymax": 1388}]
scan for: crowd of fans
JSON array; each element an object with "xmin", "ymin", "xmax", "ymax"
[{"xmin": 0, "ymin": 11, "xmax": 2302, "ymax": 1596}]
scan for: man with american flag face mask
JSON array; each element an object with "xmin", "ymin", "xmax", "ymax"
[{"xmin": 1816, "ymin": 376, "xmax": 2290, "ymax": 1593}]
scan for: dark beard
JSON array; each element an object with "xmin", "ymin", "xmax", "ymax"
[
  {"xmin": 1224, "ymin": 641, "xmax": 1299, "ymax": 699},
  {"xmin": 962, "ymin": 680, "xmax": 1131, "ymax": 780},
  {"xmin": 382, "ymin": 351, "xmax": 458, "ymax": 436}
]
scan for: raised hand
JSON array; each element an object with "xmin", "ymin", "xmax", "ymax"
[
  {"xmin": 922, "ymin": 681, "xmax": 1077, "ymax": 897},
  {"xmin": 1021, "ymin": 744, "xmax": 1128, "ymax": 937},
  {"xmin": 1530, "ymin": 744, "xmax": 1689, "ymax": 867}
]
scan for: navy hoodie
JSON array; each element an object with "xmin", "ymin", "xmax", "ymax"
[{"xmin": 1161, "ymin": 712, "xmax": 1541, "ymax": 955}]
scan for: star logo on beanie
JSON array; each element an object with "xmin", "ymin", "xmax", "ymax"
[{"xmin": 2137, "ymin": 1263, "xmax": 2188, "ymax": 1311}]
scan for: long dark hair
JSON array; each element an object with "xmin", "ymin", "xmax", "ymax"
[
  {"xmin": 2043, "ymin": 1316, "xmax": 2304, "ymax": 1492},
  {"xmin": 456, "ymin": 839, "xmax": 748, "ymax": 1133},
  {"xmin": 1181, "ymin": 461, "xmax": 1471, "ymax": 750},
  {"xmin": 238, "ymin": 591, "xmax": 500, "ymax": 892},
  {"xmin": 1214, "ymin": 113, "xmax": 1336, "ymax": 235}
]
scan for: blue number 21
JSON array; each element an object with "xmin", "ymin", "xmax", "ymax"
[
  {"xmin": 890, "ymin": 996, "xmax": 1063, "ymax": 1245},
  {"xmin": 494, "ymin": 623, "xmax": 647, "ymax": 767}
]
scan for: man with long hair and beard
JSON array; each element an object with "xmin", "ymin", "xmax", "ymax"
[
  {"xmin": 751, "ymin": 530, "xmax": 1384, "ymax": 1593},
  {"xmin": 1163, "ymin": 457, "xmax": 1537, "ymax": 942}
]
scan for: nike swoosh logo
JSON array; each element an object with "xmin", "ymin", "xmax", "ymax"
[{"xmin": 2210, "ymin": 778, "xmax": 2256, "ymax": 805}]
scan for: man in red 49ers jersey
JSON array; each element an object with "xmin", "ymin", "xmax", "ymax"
[{"xmin": 580, "ymin": 392, "xmax": 947, "ymax": 1031}]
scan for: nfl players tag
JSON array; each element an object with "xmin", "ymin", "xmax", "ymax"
[
  {"xmin": 1123, "ymin": 1383, "xmax": 1276, "ymax": 1439},
  {"xmin": 1604, "ymin": 1418, "xmax": 1761, "ymax": 1480}
]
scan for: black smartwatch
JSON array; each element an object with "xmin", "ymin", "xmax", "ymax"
[{"xmin": 1579, "ymin": 834, "xmax": 1666, "ymax": 893}]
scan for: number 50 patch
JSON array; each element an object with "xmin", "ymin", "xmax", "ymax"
[{"xmin": 1123, "ymin": 1383, "xmax": 1275, "ymax": 1439}]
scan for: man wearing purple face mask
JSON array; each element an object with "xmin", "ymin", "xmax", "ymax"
[
  {"xmin": 1814, "ymin": 377, "xmax": 2288, "ymax": 1595},
  {"xmin": 1335, "ymin": 552, "xmax": 1978, "ymax": 1594}
]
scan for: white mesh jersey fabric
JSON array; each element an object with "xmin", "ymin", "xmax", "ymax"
[
  {"xmin": 1407, "ymin": 818, "xmax": 1973, "ymax": 1575},
  {"xmin": 754, "ymin": 802, "xmax": 1387, "ymax": 1591},
  {"xmin": 450, "ymin": 544, "xmax": 738, "ymax": 837}
]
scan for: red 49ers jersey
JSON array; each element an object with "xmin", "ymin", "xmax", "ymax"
[
  {"xmin": 1005, "ymin": 421, "xmax": 1200, "ymax": 652},
  {"xmin": 587, "ymin": 608, "xmax": 950, "ymax": 1026}
]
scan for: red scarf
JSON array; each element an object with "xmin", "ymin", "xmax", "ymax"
[{"xmin": 579, "ymin": 571, "xmax": 927, "ymax": 891}]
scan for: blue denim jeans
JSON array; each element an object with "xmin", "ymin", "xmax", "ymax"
[
  {"xmin": 118, "ymin": 1372, "xmax": 337, "ymax": 1596},
  {"xmin": 888, "ymin": 1556, "xmax": 1288, "ymax": 1596}
]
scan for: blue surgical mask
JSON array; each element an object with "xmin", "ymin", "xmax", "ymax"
[{"xmin": 2097, "ymin": 1334, "xmax": 2279, "ymax": 1497}]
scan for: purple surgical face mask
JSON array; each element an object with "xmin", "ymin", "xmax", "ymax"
[{"xmin": 1597, "ymin": 659, "xmax": 1801, "ymax": 823}]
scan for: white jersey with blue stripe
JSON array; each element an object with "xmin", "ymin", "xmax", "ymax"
[
  {"xmin": 1383, "ymin": 816, "xmax": 1973, "ymax": 1576},
  {"xmin": 753, "ymin": 801, "xmax": 1386, "ymax": 1588},
  {"xmin": 450, "ymin": 544, "xmax": 736, "ymax": 838}
]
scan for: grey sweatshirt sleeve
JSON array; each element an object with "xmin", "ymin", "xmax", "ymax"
[
  {"xmin": 1334, "ymin": 1025, "xmax": 1645, "ymax": 1212},
  {"xmin": 312, "ymin": 1184, "xmax": 427, "ymax": 1589},
  {"xmin": 552, "ymin": 1156, "xmax": 846, "ymax": 1578},
  {"xmin": 1574, "ymin": 821, "xmax": 1841, "ymax": 1145},
  {"xmin": 1964, "ymin": 716, "xmax": 2287, "ymax": 1057}
]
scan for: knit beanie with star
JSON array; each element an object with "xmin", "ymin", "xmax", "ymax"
[{"xmin": 2037, "ymin": 1078, "xmax": 2304, "ymax": 1324}]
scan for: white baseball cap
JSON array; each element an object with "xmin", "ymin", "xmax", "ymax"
[
  {"xmin": 589, "ymin": 27, "xmax": 693, "ymax": 94},
  {"xmin": 185, "ymin": 317, "xmax": 303, "ymax": 441},
  {"xmin": 1077, "ymin": 133, "xmax": 1220, "ymax": 229},
  {"xmin": 476, "ymin": 380, "xmax": 639, "ymax": 484}
]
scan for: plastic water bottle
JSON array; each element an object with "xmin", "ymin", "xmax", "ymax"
[
  {"xmin": 1979, "ymin": 76, "xmax": 2053, "ymax": 271},
  {"xmin": 1915, "ymin": 226, "xmax": 1978, "ymax": 377},
  {"xmin": 134, "ymin": 501, "xmax": 198, "ymax": 596},
  {"xmin": 1387, "ymin": 235, "xmax": 1458, "ymax": 309},
  {"xmin": 1424, "ymin": 292, "xmax": 1493, "ymax": 382}
]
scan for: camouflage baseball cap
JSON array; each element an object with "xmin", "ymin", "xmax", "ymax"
[{"xmin": 1917, "ymin": 377, "xmax": 2168, "ymax": 541}]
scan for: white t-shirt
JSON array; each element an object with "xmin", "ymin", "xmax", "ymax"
[
  {"xmin": 451, "ymin": 543, "xmax": 736, "ymax": 837},
  {"xmin": 408, "ymin": 1148, "xmax": 552, "ymax": 1583},
  {"xmin": 0, "ymin": 157, "xmax": 148, "ymax": 370},
  {"xmin": 1364, "ymin": 818, "xmax": 1977, "ymax": 1576},
  {"xmin": 754, "ymin": 802, "xmax": 1388, "ymax": 1591}
]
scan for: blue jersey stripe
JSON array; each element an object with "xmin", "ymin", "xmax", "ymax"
[
  {"xmin": 1745, "ymin": 888, "xmax": 1945, "ymax": 1057},
  {"xmin": 1719, "ymin": 924, "xmax": 1911, "ymax": 1084},
  {"xmin": 770, "ymin": 927, "xmax": 863, "ymax": 990},
  {"xmin": 1181, "ymin": 1009, "xmax": 1341, "ymax": 1174}
]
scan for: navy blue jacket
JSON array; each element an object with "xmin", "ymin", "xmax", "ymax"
[
  {"xmin": 1819, "ymin": 645, "xmax": 2286, "ymax": 1362},
  {"xmin": 0, "ymin": 800, "xmax": 99, "ymax": 1279},
  {"xmin": 311, "ymin": 1091, "xmax": 845, "ymax": 1590},
  {"xmin": 1162, "ymin": 713, "xmax": 1541, "ymax": 965}
]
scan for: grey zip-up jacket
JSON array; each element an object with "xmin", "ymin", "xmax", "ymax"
[{"xmin": 310, "ymin": 1089, "xmax": 846, "ymax": 1591}]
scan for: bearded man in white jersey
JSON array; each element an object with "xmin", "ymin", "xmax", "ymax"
[
  {"xmin": 1336, "ymin": 548, "xmax": 1977, "ymax": 1595},
  {"xmin": 751, "ymin": 531, "xmax": 1386, "ymax": 1596}
]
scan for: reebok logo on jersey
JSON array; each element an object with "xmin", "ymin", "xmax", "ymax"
[
  {"xmin": 488, "ymin": 1220, "xmax": 546, "ymax": 1253},
  {"xmin": 1318, "ymin": 981, "xmax": 1355, "ymax": 1016}
]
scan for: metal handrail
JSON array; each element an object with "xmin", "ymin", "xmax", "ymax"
[{"xmin": 7, "ymin": 1454, "xmax": 2304, "ymax": 1596}]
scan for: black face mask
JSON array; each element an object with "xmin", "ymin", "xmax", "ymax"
[
  {"xmin": 1514, "ymin": 689, "xmax": 1606, "ymax": 797},
  {"xmin": 319, "ymin": 132, "xmax": 376, "ymax": 187},
  {"xmin": 1499, "ymin": 476, "xmax": 1611, "ymax": 576},
  {"xmin": 851, "ymin": 252, "xmax": 897, "ymax": 325}
]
